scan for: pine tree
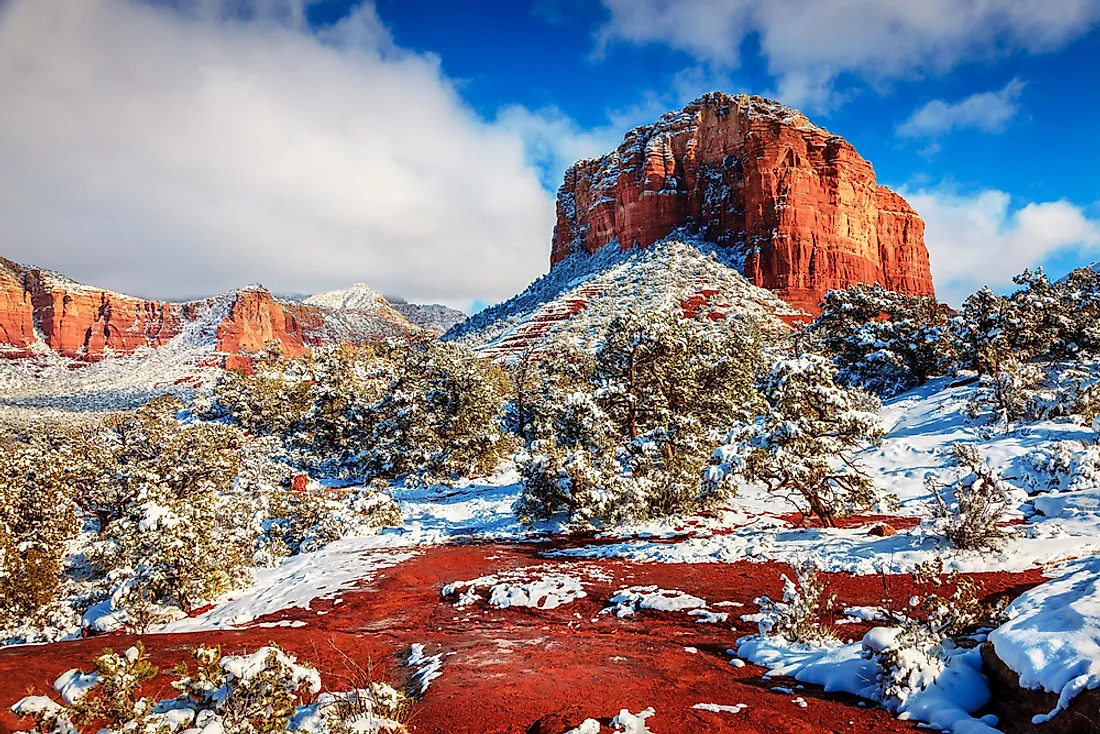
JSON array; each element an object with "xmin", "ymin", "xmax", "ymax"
[
  {"xmin": 706, "ymin": 354, "xmax": 884, "ymax": 527},
  {"xmin": 517, "ymin": 312, "xmax": 764, "ymax": 525},
  {"xmin": 812, "ymin": 284, "xmax": 953, "ymax": 396}
]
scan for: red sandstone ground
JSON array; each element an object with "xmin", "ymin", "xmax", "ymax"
[{"xmin": 0, "ymin": 540, "xmax": 1044, "ymax": 734}]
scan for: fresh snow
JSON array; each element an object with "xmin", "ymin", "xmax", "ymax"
[
  {"xmin": 408, "ymin": 643, "xmax": 449, "ymax": 695},
  {"xmin": 692, "ymin": 702, "xmax": 747, "ymax": 714},
  {"xmin": 988, "ymin": 554, "xmax": 1100, "ymax": 723},
  {"xmin": 443, "ymin": 572, "xmax": 588, "ymax": 610},
  {"xmin": 737, "ymin": 632, "xmax": 998, "ymax": 734},
  {"xmin": 304, "ymin": 283, "xmax": 390, "ymax": 311}
]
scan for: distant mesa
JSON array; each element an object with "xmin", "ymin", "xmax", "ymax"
[
  {"xmin": 551, "ymin": 92, "xmax": 935, "ymax": 313},
  {"xmin": 0, "ymin": 257, "xmax": 416, "ymax": 361}
]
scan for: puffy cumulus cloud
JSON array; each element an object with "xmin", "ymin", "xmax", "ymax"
[
  {"xmin": 902, "ymin": 186, "xmax": 1100, "ymax": 306},
  {"xmin": 597, "ymin": 0, "xmax": 1100, "ymax": 111},
  {"xmin": 0, "ymin": 0, "xmax": 555, "ymax": 311},
  {"xmin": 897, "ymin": 79, "xmax": 1026, "ymax": 138}
]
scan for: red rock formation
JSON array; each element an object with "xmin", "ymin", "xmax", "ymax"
[
  {"xmin": 0, "ymin": 259, "xmax": 415, "ymax": 360},
  {"xmin": 214, "ymin": 287, "xmax": 313, "ymax": 357},
  {"xmin": 552, "ymin": 93, "xmax": 935, "ymax": 312},
  {"xmin": 0, "ymin": 257, "xmax": 36, "ymax": 357}
]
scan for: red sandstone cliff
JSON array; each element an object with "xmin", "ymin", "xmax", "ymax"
[
  {"xmin": 551, "ymin": 93, "xmax": 935, "ymax": 312},
  {"xmin": 0, "ymin": 258, "xmax": 414, "ymax": 360}
]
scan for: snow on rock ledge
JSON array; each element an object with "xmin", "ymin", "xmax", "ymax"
[{"xmin": 987, "ymin": 555, "xmax": 1100, "ymax": 730}]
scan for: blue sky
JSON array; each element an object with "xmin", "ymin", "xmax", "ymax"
[{"xmin": 1, "ymin": 0, "xmax": 1099, "ymax": 309}]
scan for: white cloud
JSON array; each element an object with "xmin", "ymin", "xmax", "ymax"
[
  {"xmin": 897, "ymin": 79, "xmax": 1025, "ymax": 138},
  {"xmin": 0, "ymin": 0, "xmax": 555, "ymax": 311},
  {"xmin": 902, "ymin": 186, "xmax": 1100, "ymax": 306},
  {"xmin": 597, "ymin": 0, "xmax": 1100, "ymax": 111}
]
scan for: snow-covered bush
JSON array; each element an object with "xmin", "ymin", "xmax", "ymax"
[
  {"xmin": 207, "ymin": 344, "xmax": 314, "ymax": 436},
  {"xmin": 812, "ymin": 284, "xmax": 954, "ymax": 397},
  {"xmin": 926, "ymin": 444, "xmax": 1021, "ymax": 551},
  {"xmin": 1020, "ymin": 440, "xmax": 1100, "ymax": 494},
  {"xmin": 705, "ymin": 354, "xmax": 884, "ymax": 527},
  {"xmin": 964, "ymin": 357, "xmax": 1047, "ymax": 424},
  {"xmin": 11, "ymin": 643, "xmax": 413, "ymax": 734},
  {"xmin": 0, "ymin": 432, "xmax": 78, "ymax": 630},
  {"xmin": 954, "ymin": 268, "xmax": 1100, "ymax": 376},
  {"xmin": 753, "ymin": 562, "xmax": 837, "ymax": 644},
  {"xmin": 262, "ymin": 484, "xmax": 402, "ymax": 559},
  {"xmin": 865, "ymin": 559, "xmax": 1008, "ymax": 709},
  {"xmin": 355, "ymin": 336, "xmax": 515, "ymax": 483},
  {"xmin": 515, "ymin": 312, "xmax": 763, "ymax": 525},
  {"xmin": 93, "ymin": 421, "xmax": 254, "ymax": 621}
]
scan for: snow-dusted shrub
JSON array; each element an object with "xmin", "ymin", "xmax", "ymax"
[
  {"xmin": 954, "ymin": 268, "xmax": 1100, "ymax": 376},
  {"xmin": 516, "ymin": 312, "xmax": 763, "ymax": 525},
  {"xmin": 865, "ymin": 559, "xmax": 1008, "ymax": 709},
  {"xmin": 74, "ymin": 642, "xmax": 160, "ymax": 727},
  {"xmin": 274, "ymin": 337, "xmax": 514, "ymax": 484},
  {"xmin": 754, "ymin": 562, "xmax": 837, "ymax": 645},
  {"xmin": 9, "ymin": 643, "xmax": 382, "ymax": 734},
  {"xmin": 302, "ymin": 684, "xmax": 412, "ymax": 734},
  {"xmin": 926, "ymin": 443, "xmax": 1020, "ymax": 551},
  {"xmin": 964, "ymin": 357, "xmax": 1047, "ymax": 424},
  {"xmin": 262, "ymin": 485, "xmax": 403, "ymax": 558},
  {"xmin": 207, "ymin": 344, "xmax": 314, "ymax": 436},
  {"xmin": 812, "ymin": 284, "xmax": 954, "ymax": 397},
  {"xmin": 1020, "ymin": 440, "xmax": 1100, "ymax": 494},
  {"xmin": 705, "ymin": 354, "xmax": 884, "ymax": 527},
  {"xmin": 175, "ymin": 645, "xmax": 321, "ymax": 734},
  {"xmin": 93, "ymin": 421, "xmax": 255, "ymax": 619},
  {"xmin": 0, "ymin": 432, "xmax": 78, "ymax": 630}
]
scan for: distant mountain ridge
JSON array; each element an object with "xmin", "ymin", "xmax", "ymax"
[
  {"xmin": 306, "ymin": 284, "xmax": 467, "ymax": 334},
  {"xmin": 0, "ymin": 256, "xmax": 415, "ymax": 361}
]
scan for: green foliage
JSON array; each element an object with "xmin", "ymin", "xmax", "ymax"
[
  {"xmin": 212, "ymin": 337, "xmax": 514, "ymax": 485},
  {"xmin": 0, "ymin": 432, "xmax": 78, "ymax": 628},
  {"xmin": 812, "ymin": 284, "xmax": 954, "ymax": 396},
  {"xmin": 707, "ymin": 354, "xmax": 884, "ymax": 527},
  {"xmin": 516, "ymin": 312, "xmax": 764, "ymax": 525},
  {"xmin": 208, "ymin": 344, "xmax": 313, "ymax": 436}
]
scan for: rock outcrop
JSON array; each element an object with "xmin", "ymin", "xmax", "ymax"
[
  {"xmin": 551, "ymin": 93, "xmax": 935, "ymax": 312},
  {"xmin": 981, "ymin": 642, "xmax": 1100, "ymax": 734},
  {"xmin": 0, "ymin": 258, "xmax": 415, "ymax": 360}
]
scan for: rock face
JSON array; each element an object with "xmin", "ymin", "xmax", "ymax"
[
  {"xmin": 551, "ymin": 93, "xmax": 935, "ymax": 312},
  {"xmin": 981, "ymin": 643, "xmax": 1100, "ymax": 734},
  {"xmin": 0, "ymin": 258, "xmax": 415, "ymax": 360},
  {"xmin": 391, "ymin": 302, "xmax": 467, "ymax": 335}
]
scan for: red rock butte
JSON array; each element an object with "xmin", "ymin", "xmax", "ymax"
[{"xmin": 551, "ymin": 92, "xmax": 935, "ymax": 313}]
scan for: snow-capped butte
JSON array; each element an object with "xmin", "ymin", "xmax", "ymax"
[{"xmin": 304, "ymin": 283, "xmax": 391, "ymax": 312}]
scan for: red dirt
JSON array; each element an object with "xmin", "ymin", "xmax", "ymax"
[
  {"xmin": 776, "ymin": 513, "xmax": 922, "ymax": 531},
  {"xmin": 0, "ymin": 543, "xmax": 1045, "ymax": 734}
]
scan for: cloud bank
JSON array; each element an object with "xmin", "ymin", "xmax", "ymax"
[
  {"xmin": 904, "ymin": 186, "xmax": 1100, "ymax": 306},
  {"xmin": 0, "ymin": 0, "xmax": 554, "ymax": 310},
  {"xmin": 898, "ymin": 79, "xmax": 1026, "ymax": 138},
  {"xmin": 597, "ymin": 0, "xmax": 1100, "ymax": 110}
]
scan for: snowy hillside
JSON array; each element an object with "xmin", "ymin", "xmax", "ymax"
[
  {"xmin": 390, "ymin": 302, "xmax": 467, "ymax": 334},
  {"xmin": 448, "ymin": 234, "xmax": 806, "ymax": 361},
  {"xmin": 304, "ymin": 283, "xmax": 392, "ymax": 312}
]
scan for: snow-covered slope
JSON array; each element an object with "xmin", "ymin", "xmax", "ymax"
[
  {"xmin": 304, "ymin": 283, "xmax": 392, "ymax": 312},
  {"xmin": 391, "ymin": 302, "xmax": 467, "ymax": 334},
  {"xmin": 447, "ymin": 234, "xmax": 807, "ymax": 361}
]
